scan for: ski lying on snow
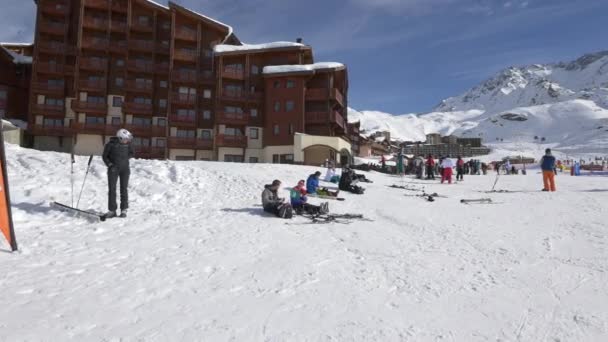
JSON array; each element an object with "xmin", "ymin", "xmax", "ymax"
[
  {"xmin": 50, "ymin": 201, "xmax": 107, "ymax": 221},
  {"xmin": 307, "ymin": 194, "xmax": 345, "ymax": 201},
  {"xmin": 460, "ymin": 198, "xmax": 492, "ymax": 204}
]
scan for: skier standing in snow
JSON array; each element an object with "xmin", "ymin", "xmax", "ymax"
[
  {"xmin": 102, "ymin": 129, "xmax": 133, "ymax": 218},
  {"xmin": 540, "ymin": 148, "xmax": 557, "ymax": 191},
  {"xmin": 425, "ymin": 154, "xmax": 435, "ymax": 180},
  {"xmin": 456, "ymin": 156, "xmax": 465, "ymax": 181},
  {"xmin": 440, "ymin": 157, "xmax": 454, "ymax": 184}
]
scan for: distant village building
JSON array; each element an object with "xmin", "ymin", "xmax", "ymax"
[{"xmin": 402, "ymin": 133, "xmax": 490, "ymax": 157}]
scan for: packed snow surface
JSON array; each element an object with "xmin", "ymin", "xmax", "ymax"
[
  {"xmin": 2, "ymin": 144, "xmax": 607, "ymax": 341},
  {"xmin": 214, "ymin": 42, "xmax": 305, "ymax": 54},
  {"xmin": 263, "ymin": 62, "xmax": 345, "ymax": 75}
]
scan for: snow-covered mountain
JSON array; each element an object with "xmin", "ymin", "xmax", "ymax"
[{"xmin": 349, "ymin": 51, "xmax": 608, "ymax": 155}]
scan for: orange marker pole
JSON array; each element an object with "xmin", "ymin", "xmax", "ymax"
[{"xmin": 0, "ymin": 128, "xmax": 17, "ymax": 251}]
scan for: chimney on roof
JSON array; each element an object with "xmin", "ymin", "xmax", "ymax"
[{"xmin": 296, "ymin": 38, "xmax": 303, "ymax": 44}]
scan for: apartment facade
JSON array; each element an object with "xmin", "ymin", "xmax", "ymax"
[
  {"xmin": 27, "ymin": 0, "xmax": 351, "ymax": 165},
  {"xmin": 0, "ymin": 43, "xmax": 32, "ymax": 123}
]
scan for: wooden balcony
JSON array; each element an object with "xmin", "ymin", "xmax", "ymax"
[
  {"xmin": 82, "ymin": 17, "xmax": 108, "ymax": 31},
  {"xmin": 133, "ymin": 146, "xmax": 165, "ymax": 159},
  {"xmin": 221, "ymin": 89, "xmax": 247, "ymax": 102},
  {"xmin": 131, "ymin": 21, "xmax": 153, "ymax": 33},
  {"xmin": 84, "ymin": 0, "xmax": 109, "ymax": 10},
  {"xmin": 200, "ymin": 71, "xmax": 215, "ymax": 84},
  {"xmin": 40, "ymin": 2, "xmax": 68, "ymax": 16},
  {"xmin": 125, "ymin": 81, "xmax": 153, "ymax": 93},
  {"xmin": 30, "ymin": 125, "xmax": 72, "ymax": 137},
  {"xmin": 305, "ymin": 110, "xmax": 346, "ymax": 129},
  {"xmin": 169, "ymin": 114, "xmax": 197, "ymax": 127},
  {"xmin": 331, "ymin": 88, "xmax": 345, "ymax": 107},
  {"xmin": 155, "ymin": 62, "xmax": 170, "ymax": 74},
  {"xmin": 111, "ymin": 1, "xmax": 127, "ymax": 13},
  {"xmin": 196, "ymin": 138, "xmax": 213, "ymax": 150},
  {"xmin": 168, "ymin": 137, "xmax": 196, "ymax": 149},
  {"xmin": 129, "ymin": 40, "xmax": 155, "ymax": 52},
  {"xmin": 171, "ymin": 93, "xmax": 196, "ymax": 105},
  {"xmin": 156, "ymin": 42, "xmax": 170, "ymax": 54},
  {"xmin": 249, "ymin": 92, "xmax": 264, "ymax": 102},
  {"xmin": 82, "ymin": 38, "xmax": 109, "ymax": 51},
  {"xmin": 80, "ymin": 57, "xmax": 107, "ymax": 71},
  {"xmin": 32, "ymin": 82, "xmax": 64, "ymax": 95},
  {"xmin": 78, "ymin": 79, "xmax": 107, "ymax": 92},
  {"xmin": 113, "ymin": 41, "xmax": 128, "ymax": 55},
  {"xmin": 175, "ymin": 27, "xmax": 197, "ymax": 41},
  {"xmin": 38, "ymin": 41, "xmax": 66, "ymax": 54},
  {"xmin": 216, "ymin": 111, "xmax": 248, "ymax": 126},
  {"xmin": 105, "ymin": 124, "xmax": 122, "ymax": 135},
  {"xmin": 122, "ymin": 102, "xmax": 153, "ymax": 115},
  {"xmin": 306, "ymin": 88, "xmax": 329, "ymax": 101},
  {"xmin": 127, "ymin": 60, "xmax": 154, "ymax": 73},
  {"xmin": 71, "ymin": 100, "xmax": 107, "ymax": 114},
  {"xmin": 39, "ymin": 21, "xmax": 66, "ymax": 35},
  {"xmin": 31, "ymin": 103, "xmax": 65, "ymax": 116},
  {"xmin": 124, "ymin": 124, "xmax": 166, "ymax": 137},
  {"xmin": 110, "ymin": 20, "xmax": 127, "ymax": 32},
  {"xmin": 72, "ymin": 122, "xmax": 107, "ymax": 135},
  {"xmin": 174, "ymin": 50, "xmax": 197, "ymax": 62},
  {"xmin": 221, "ymin": 69, "xmax": 244, "ymax": 80},
  {"xmin": 171, "ymin": 70, "xmax": 197, "ymax": 83},
  {"xmin": 216, "ymin": 134, "xmax": 247, "ymax": 148},
  {"xmin": 36, "ymin": 62, "xmax": 65, "ymax": 74}
]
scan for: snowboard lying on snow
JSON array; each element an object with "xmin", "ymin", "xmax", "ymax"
[{"xmin": 50, "ymin": 202, "xmax": 107, "ymax": 221}]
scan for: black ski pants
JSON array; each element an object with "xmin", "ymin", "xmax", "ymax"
[
  {"xmin": 456, "ymin": 167, "xmax": 464, "ymax": 181},
  {"xmin": 426, "ymin": 166, "xmax": 435, "ymax": 179},
  {"xmin": 108, "ymin": 166, "xmax": 130, "ymax": 212}
]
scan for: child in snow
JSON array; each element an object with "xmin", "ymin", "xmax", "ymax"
[
  {"xmin": 440, "ymin": 157, "xmax": 454, "ymax": 184},
  {"xmin": 102, "ymin": 129, "xmax": 134, "ymax": 218},
  {"xmin": 540, "ymin": 149, "xmax": 557, "ymax": 191},
  {"xmin": 290, "ymin": 180, "xmax": 328, "ymax": 215},
  {"xmin": 307, "ymin": 171, "xmax": 339, "ymax": 197}
]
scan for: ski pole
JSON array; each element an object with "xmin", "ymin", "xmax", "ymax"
[
  {"xmin": 71, "ymin": 149, "xmax": 75, "ymax": 207},
  {"xmin": 76, "ymin": 155, "xmax": 94, "ymax": 209},
  {"xmin": 491, "ymin": 165, "xmax": 500, "ymax": 191}
]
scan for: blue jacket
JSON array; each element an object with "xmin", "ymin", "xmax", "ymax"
[
  {"xmin": 306, "ymin": 175, "xmax": 319, "ymax": 194},
  {"xmin": 541, "ymin": 155, "xmax": 556, "ymax": 171}
]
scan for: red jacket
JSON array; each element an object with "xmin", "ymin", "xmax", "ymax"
[
  {"xmin": 294, "ymin": 184, "xmax": 307, "ymax": 196},
  {"xmin": 426, "ymin": 157, "xmax": 435, "ymax": 166},
  {"xmin": 457, "ymin": 159, "xmax": 464, "ymax": 167}
]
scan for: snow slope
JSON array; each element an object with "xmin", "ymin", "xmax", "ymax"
[{"xmin": 2, "ymin": 144, "xmax": 607, "ymax": 341}]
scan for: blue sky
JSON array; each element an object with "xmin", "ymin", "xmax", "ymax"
[{"xmin": 1, "ymin": 0, "xmax": 606, "ymax": 113}]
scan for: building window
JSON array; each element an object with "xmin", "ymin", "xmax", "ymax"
[
  {"xmin": 176, "ymin": 129, "xmax": 195, "ymax": 138},
  {"xmin": 111, "ymin": 117, "xmax": 121, "ymax": 125},
  {"xmin": 159, "ymin": 80, "xmax": 167, "ymax": 88},
  {"xmin": 202, "ymin": 110, "xmax": 211, "ymax": 120},
  {"xmin": 159, "ymin": 99, "xmax": 167, "ymax": 108},
  {"xmin": 112, "ymin": 96, "xmax": 122, "ymax": 107},
  {"xmin": 224, "ymin": 127, "xmax": 242, "ymax": 136},
  {"xmin": 156, "ymin": 138, "xmax": 166, "ymax": 147},
  {"xmin": 249, "ymin": 157, "xmax": 258, "ymax": 163},
  {"xmin": 157, "ymin": 118, "xmax": 167, "ymax": 127},
  {"xmin": 224, "ymin": 155, "xmax": 244, "ymax": 163},
  {"xmin": 250, "ymin": 128, "xmax": 259, "ymax": 139},
  {"xmin": 85, "ymin": 116, "xmax": 105, "ymax": 125},
  {"xmin": 200, "ymin": 130, "xmax": 212, "ymax": 139},
  {"xmin": 286, "ymin": 101, "xmax": 294, "ymax": 112},
  {"xmin": 44, "ymin": 118, "xmax": 63, "ymax": 127},
  {"xmin": 289, "ymin": 124, "xmax": 294, "ymax": 135},
  {"xmin": 286, "ymin": 80, "xmax": 295, "ymax": 88},
  {"xmin": 272, "ymin": 154, "xmax": 279, "ymax": 163},
  {"xmin": 132, "ymin": 137, "xmax": 150, "ymax": 147},
  {"xmin": 273, "ymin": 124, "xmax": 279, "ymax": 136},
  {"xmin": 132, "ymin": 117, "xmax": 151, "ymax": 126},
  {"xmin": 274, "ymin": 102, "xmax": 280, "ymax": 112},
  {"xmin": 250, "ymin": 109, "xmax": 258, "ymax": 118},
  {"xmin": 134, "ymin": 97, "xmax": 151, "ymax": 105},
  {"xmin": 177, "ymin": 109, "xmax": 195, "ymax": 119},
  {"xmin": 203, "ymin": 89, "xmax": 211, "ymax": 99},
  {"xmin": 45, "ymin": 98, "xmax": 64, "ymax": 106},
  {"xmin": 116, "ymin": 59, "xmax": 125, "ymax": 67},
  {"xmin": 280, "ymin": 154, "xmax": 294, "ymax": 164},
  {"xmin": 115, "ymin": 77, "xmax": 124, "ymax": 87},
  {"xmin": 251, "ymin": 65, "xmax": 259, "ymax": 74},
  {"xmin": 273, "ymin": 80, "xmax": 281, "ymax": 88}
]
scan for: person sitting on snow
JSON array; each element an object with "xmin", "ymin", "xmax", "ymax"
[
  {"xmin": 307, "ymin": 171, "xmax": 339, "ymax": 197},
  {"xmin": 339, "ymin": 165, "xmax": 365, "ymax": 194},
  {"xmin": 262, "ymin": 180, "xmax": 293, "ymax": 218},
  {"xmin": 324, "ymin": 163, "xmax": 340, "ymax": 183},
  {"xmin": 290, "ymin": 180, "xmax": 328, "ymax": 215}
]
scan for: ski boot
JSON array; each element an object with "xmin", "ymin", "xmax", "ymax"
[
  {"xmin": 105, "ymin": 211, "xmax": 117, "ymax": 219},
  {"xmin": 120, "ymin": 209, "xmax": 128, "ymax": 218}
]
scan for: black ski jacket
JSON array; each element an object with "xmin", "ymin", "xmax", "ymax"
[{"xmin": 102, "ymin": 137, "xmax": 134, "ymax": 169}]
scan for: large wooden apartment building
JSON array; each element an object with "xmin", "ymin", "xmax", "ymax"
[{"xmin": 24, "ymin": 0, "xmax": 351, "ymax": 164}]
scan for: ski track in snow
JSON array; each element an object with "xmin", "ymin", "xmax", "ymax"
[{"xmin": 1, "ymin": 144, "xmax": 608, "ymax": 341}]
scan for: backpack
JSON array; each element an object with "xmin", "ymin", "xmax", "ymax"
[{"xmin": 277, "ymin": 203, "xmax": 293, "ymax": 219}]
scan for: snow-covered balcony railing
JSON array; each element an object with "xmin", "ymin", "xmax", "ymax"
[
  {"xmin": 40, "ymin": 2, "xmax": 68, "ymax": 16},
  {"xmin": 30, "ymin": 124, "xmax": 72, "ymax": 136},
  {"xmin": 32, "ymin": 82, "xmax": 64, "ymax": 95},
  {"xmin": 78, "ymin": 79, "xmax": 107, "ymax": 92},
  {"xmin": 122, "ymin": 102, "xmax": 153, "ymax": 115},
  {"xmin": 71, "ymin": 100, "xmax": 107, "ymax": 114},
  {"xmin": 125, "ymin": 80, "xmax": 153, "ymax": 93},
  {"xmin": 129, "ymin": 40, "xmax": 155, "ymax": 52},
  {"xmin": 39, "ymin": 20, "xmax": 66, "ymax": 35},
  {"xmin": 169, "ymin": 114, "xmax": 197, "ymax": 127},
  {"xmin": 31, "ymin": 103, "xmax": 65, "ymax": 116},
  {"xmin": 124, "ymin": 124, "xmax": 166, "ymax": 137},
  {"xmin": 84, "ymin": 0, "xmax": 110, "ymax": 10},
  {"xmin": 171, "ymin": 70, "xmax": 198, "ymax": 83},
  {"xmin": 175, "ymin": 27, "xmax": 197, "ymax": 41},
  {"xmin": 216, "ymin": 134, "xmax": 247, "ymax": 148},
  {"xmin": 171, "ymin": 93, "xmax": 197, "ymax": 105},
  {"xmin": 82, "ymin": 38, "xmax": 109, "ymax": 51},
  {"xmin": 127, "ymin": 60, "xmax": 154, "ymax": 73},
  {"xmin": 216, "ymin": 111, "xmax": 248, "ymax": 126},
  {"xmin": 82, "ymin": 16, "xmax": 108, "ymax": 30},
  {"xmin": 80, "ymin": 57, "xmax": 107, "ymax": 71}
]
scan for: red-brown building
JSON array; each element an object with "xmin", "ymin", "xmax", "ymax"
[
  {"xmin": 25, "ymin": 0, "xmax": 352, "ymax": 164},
  {"xmin": 0, "ymin": 43, "xmax": 32, "ymax": 123}
]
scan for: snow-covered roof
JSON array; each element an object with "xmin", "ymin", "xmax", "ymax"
[
  {"xmin": 144, "ymin": 0, "xmax": 169, "ymax": 10},
  {"xmin": 262, "ymin": 62, "xmax": 345, "ymax": 75},
  {"xmin": 0, "ymin": 46, "xmax": 32, "ymax": 64},
  {"xmin": 214, "ymin": 41, "xmax": 306, "ymax": 54},
  {"xmin": 2, "ymin": 120, "xmax": 18, "ymax": 132},
  {"xmin": 0, "ymin": 42, "xmax": 33, "ymax": 47}
]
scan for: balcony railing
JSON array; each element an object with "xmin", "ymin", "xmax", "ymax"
[
  {"xmin": 31, "ymin": 103, "xmax": 65, "ymax": 116},
  {"xmin": 221, "ymin": 69, "xmax": 244, "ymax": 80},
  {"xmin": 36, "ymin": 62, "xmax": 65, "ymax": 74},
  {"xmin": 306, "ymin": 88, "xmax": 328, "ymax": 101},
  {"xmin": 200, "ymin": 71, "xmax": 215, "ymax": 83},
  {"xmin": 131, "ymin": 21, "xmax": 153, "ymax": 33},
  {"xmin": 110, "ymin": 20, "xmax": 127, "ymax": 32},
  {"xmin": 175, "ymin": 27, "xmax": 197, "ymax": 41},
  {"xmin": 127, "ymin": 60, "xmax": 155, "ymax": 73},
  {"xmin": 196, "ymin": 138, "xmax": 213, "ymax": 150},
  {"xmin": 40, "ymin": 21, "xmax": 66, "ymax": 35},
  {"xmin": 84, "ymin": 0, "xmax": 109, "ymax": 9},
  {"xmin": 80, "ymin": 57, "xmax": 107, "ymax": 71},
  {"xmin": 331, "ymin": 88, "xmax": 345, "ymax": 106},
  {"xmin": 82, "ymin": 17, "xmax": 108, "ymax": 30},
  {"xmin": 129, "ymin": 40, "xmax": 154, "ymax": 52},
  {"xmin": 122, "ymin": 102, "xmax": 153, "ymax": 115},
  {"xmin": 124, "ymin": 124, "xmax": 166, "ymax": 137},
  {"xmin": 171, "ymin": 93, "xmax": 196, "ymax": 105},
  {"xmin": 30, "ymin": 125, "xmax": 72, "ymax": 136},
  {"xmin": 133, "ymin": 146, "xmax": 165, "ymax": 158},
  {"xmin": 171, "ymin": 70, "xmax": 197, "ymax": 83},
  {"xmin": 249, "ymin": 92, "xmax": 264, "ymax": 102},
  {"xmin": 168, "ymin": 137, "xmax": 196, "ymax": 149},
  {"xmin": 71, "ymin": 101, "xmax": 108, "ymax": 114},
  {"xmin": 156, "ymin": 42, "xmax": 170, "ymax": 54},
  {"xmin": 82, "ymin": 38, "xmax": 109, "ymax": 51},
  {"xmin": 72, "ymin": 122, "xmax": 107, "ymax": 135},
  {"xmin": 78, "ymin": 79, "xmax": 107, "ymax": 91},
  {"xmin": 38, "ymin": 41, "xmax": 66, "ymax": 53},
  {"xmin": 32, "ymin": 82, "xmax": 64, "ymax": 95},
  {"xmin": 221, "ymin": 89, "xmax": 247, "ymax": 102},
  {"xmin": 174, "ymin": 50, "xmax": 197, "ymax": 62},
  {"xmin": 216, "ymin": 111, "xmax": 248, "ymax": 125},
  {"xmin": 111, "ymin": 1, "xmax": 127, "ymax": 12},
  {"xmin": 40, "ymin": 2, "xmax": 68, "ymax": 16},
  {"xmin": 216, "ymin": 134, "xmax": 247, "ymax": 148},
  {"xmin": 113, "ymin": 41, "xmax": 128, "ymax": 54},
  {"xmin": 155, "ymin": 62, "xmax": 170, "ymax": 74},
  {"xmin": 125, "ymin": 81, "xmax": 153, "ymax": 93},
  {"xmin": 305, "ymin": 110, "xmax": 346, "ymax": 129},
  {"xmin": 169, "ymin": 114, "xmax": 197, "ymax": 127}
]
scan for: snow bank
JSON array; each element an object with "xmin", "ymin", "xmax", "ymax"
[
  {"xmin": 214, "ymin": 41, "xmax": 305, "ymax": 54},
  {"xmin": 263, "ymin": 62, "xmax": 344, "ymax": 75}
]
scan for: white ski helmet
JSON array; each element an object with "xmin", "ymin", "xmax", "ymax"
[{"xmin": 116, "ymin": 128, "xmax": 133, "ymax": 142}]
